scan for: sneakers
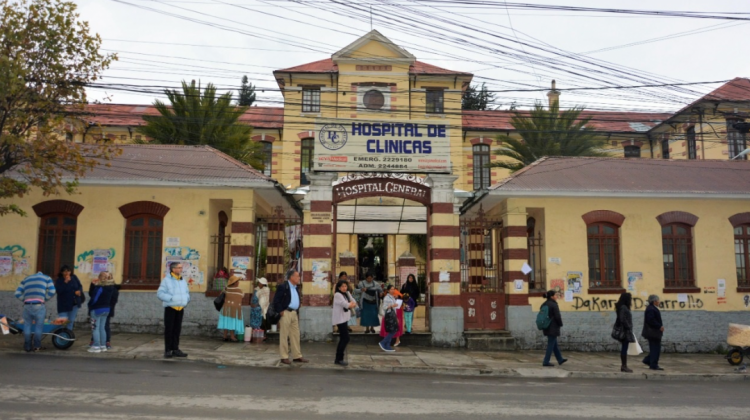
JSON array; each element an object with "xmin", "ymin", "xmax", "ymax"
[
  {"xmin": 378, "ymin": 342, "xmax": 395, "ymax": 352},
  {"xmin": 106, "ymin": 342, "xmax": 112, "ymax": 350},
  {"xmin": 88, "ymin": 346, "xmax": 101, "ymax": 353},
  {"xmin": 100, "ymin": 346, "xmax": 108, "ymax": 352}
]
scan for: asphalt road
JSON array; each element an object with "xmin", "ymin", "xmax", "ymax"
[{"xmin": 0, "ymin": 353, "xmax": 748, "ymax": 420}]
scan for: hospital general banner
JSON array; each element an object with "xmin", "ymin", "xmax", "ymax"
[{"xmin": 314, "ymin": 120, "xmax": 452, "ymax": 173}]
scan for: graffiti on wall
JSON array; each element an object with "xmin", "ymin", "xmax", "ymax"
[
  {"xmin": 75, "ymin": 248, "xmax": 116, "ymax": 276},
  {"xmin": 570, "ymin": 295, "xmax": 704, "ymax": 311},
  {"xmin": 0, "ymin": 245, "xmax": 31, "ymax": 278}
]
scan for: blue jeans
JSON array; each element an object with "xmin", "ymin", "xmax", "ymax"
[
  {"xmin": 22, "ymin": 304, "xmax": 46, "ymax": 351},
  {"xmin": 57, "ymin": 306, "xmax": 80, "ymax": 331},
  {"xmin": 90, "ymin": 312, "xmax": 109, "ymax": 348},
  {"xmin": 543, "ymin": 335, "xmax": 564, "ymax": 365},
  {"xmin": 380, "ymin": 331, "xmax": 396, "ymax": 350}
]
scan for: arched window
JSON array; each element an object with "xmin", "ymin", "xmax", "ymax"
[
  {"xmin": 662, "ymin": 223, "xmax": 694, "ymax": 288},
  {"xmin": 33, "ymin": 200, "xmax": 83, "ymax": 277},
  {"xmin": 735, "ymin": 224, "xmax": 750, "ymax": 288},
  {"xmin": 217, "ymin": 211, "xmax": 228, "ymax": 271},
  {"xmin": 300, "ymin": 138, "xmax": 314, "ymax": 185},
  {"xmin": 472, "ymin": 144, "xmax": 491, "ymax": 190},
  {"xmin": 120, "ymin": 201, "xmax": 169, "ymax": 287},
  {"xmin": 587, "ymin": 223, "xmax": 621, "ymax": 288}
]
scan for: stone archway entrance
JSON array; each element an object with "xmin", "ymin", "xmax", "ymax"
[{"xmin": 299, "ymin": 172, "xmax": 465, "ymax": 347}]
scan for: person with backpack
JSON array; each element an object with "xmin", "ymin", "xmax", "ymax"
[{"xmin": 538, "ymin": 290, "xmax": 567, "ymax": 367}]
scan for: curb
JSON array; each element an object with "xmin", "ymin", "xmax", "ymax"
[{"xmin": 1, "ymin": 348, "xmax": 747, "ymax": 381}]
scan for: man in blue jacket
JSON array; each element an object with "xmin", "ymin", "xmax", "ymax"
[
  {"xmin": 157, "ymin": 262, "xmax": 190, "ymax": 359},
  {"xmin": 272, "ymin": 269, "xmax": 308, "ymax": 365}
]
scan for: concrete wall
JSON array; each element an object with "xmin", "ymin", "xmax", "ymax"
[{"xmin": 508, "ymin": 304, "xmax": 750, "ymax": 352}]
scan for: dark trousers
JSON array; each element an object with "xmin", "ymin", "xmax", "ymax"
[
  {"xmin": 105, "ymin": 314, "xmax": 112, "ymax": 343},
  {"xmin": 164, "ymin": 307, "xmax": 184, "ymax": 352},
  {"xmin": 643, "ymin": 339, "xmax": 661, "ymax": 369},
  {"xmin": 335, "ymin": 322, "xmax": 350, "ymax": 362},
  {"xmin": 620, "ymin": 341, "xmax": 629, "ymax": 357},
  {"xmin": 543, "ymin": 335, "xmax": 564, "ymax": 365}
]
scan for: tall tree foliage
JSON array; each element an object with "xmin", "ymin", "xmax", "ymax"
[
  {"xmin": 490, "ymin": 102, "xmax": 609, "ymax": 172},
  {"xmin": 462, "ymin": 82, "xmax": 496, "ymax": 110},
  {"xmin": 237, "ymin": 75, "xmax": 256, "ymax": 106},
  {"xmin": 138, "ymin": 80, "xmax": 265, "ymax": 170},
  {"xmin": 0, "ymin": 0, "xmax": 118, "ymax": 216}
]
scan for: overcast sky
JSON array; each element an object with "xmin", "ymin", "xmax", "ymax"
[{"xmin": 75, "ymin": 0, "xmax": 750, "ymax": 113}]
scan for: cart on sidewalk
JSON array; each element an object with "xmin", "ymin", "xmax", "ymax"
[
  {"xmin": 726, "ymin": 323, "xmax": 750, "ymax": 366},
  {"xmin": 0, "ymin": 314, "xmax": 76, "ymax": 350}
]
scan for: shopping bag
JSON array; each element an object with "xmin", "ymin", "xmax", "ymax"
[
  {"xmin": 628, "ymin": 334, "xmax": 643, "ymax": 356},
  {"xmin": 0, "ymin": 316, "xmax": 9, "ymax": 335}
]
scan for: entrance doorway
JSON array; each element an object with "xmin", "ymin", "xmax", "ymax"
[{"xmin": 357, "ymin": 234, "xmax": 387, "ymax": 282}]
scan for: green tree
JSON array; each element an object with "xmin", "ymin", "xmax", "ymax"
[
  {"xmin": 237, "ymin": 75, "xmax": 256, "ymax": 107},
  {"xmin": 490, "ymin": 102, "xmax": 609, "ymax": 172},
  {"xmin": 137, "ymin": 80, "xmax": 265, "ymax": 170},
  {"xmin": 462, "ymin": 82, "xmax": 495, "ymax": 110},
  {"xmin": 0, "ymin": 0, "xmax": 118, "ymax": 216}
]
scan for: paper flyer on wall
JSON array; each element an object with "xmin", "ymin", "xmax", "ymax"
[{"xmin": 0, "ymin": 256, "xmax": 12, "ymax": 276}]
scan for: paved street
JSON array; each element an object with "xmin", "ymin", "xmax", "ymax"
[{"xmin": 0, "ymin": 353, "xmax": 748, "ymax": 420}]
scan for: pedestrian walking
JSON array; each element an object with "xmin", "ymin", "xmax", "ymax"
[
  {"xmin": 104, "ymin": 277, "xmax": 120, "ymax": 350},
  {"xmin": 641, "ymin": 294, "xmax": 665, "ymax": 371},
  {"xmin": 157, "ymin": 262, "xmax": 191, "ymax": 359},
  {"xmin": 541, "ymin": 290, "xmax": 567, "ymax": 367},
  {"xmin": 87, "ymin": 271, "xmax": 116, "ymax": 353},
  {"xmin": 54, "ymin": 265, "xmax": 84, "ymax": 331},
  {"xmin": 14, "ymin": 272, "xmax": 56, "ymax": 352},
  {"xmin": 218, "ymin": 275, "xmax": 244, "ymax": 342},
  {"xmin": 332, "ymin": 279, "xmax": 357, "ymax": 366},
  {"xmin": 357, "ymin": 274, "xmax": 382, "ymax": 334},
  {"xmin": 615, "ymin": 292, "xmax": 635, "ymax": 373},
  {"xmin": 272, "ymin": 269, "xmax": 308, "ymax": 365},
  {"xmin": 378, "ymin": 285, "xmax": 400, "ymax": 352},
  {"xmin": 380, "ymin": 287, "xmax": 403, "ymax": 347}
]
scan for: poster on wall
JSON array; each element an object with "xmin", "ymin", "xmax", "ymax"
[
  {"xmin": 311, "ymin": 260, "xmax": 329, "ymax": 288},
  {"xmin": 550, "ymin": 279, "xmax": 565, "ymax": 294},
  {"xmin": 566, "ymin": 271, "xmax": 583, "ymax": 294},
  {"xmin": 92, "ymin": 249, "xmax": 110, "ymax": 275},
  {"xmin": 231, "ymin": 256, "xmax": 250, "ymax": 271},
  {"xmin": 627, "ymin": 272, "xmax": 642, "ymax": 291},
  {"xmin": 0, "ymin": 256, "xmax": 12, "ymax": 276},
  {"xmin": 313, "ymin": 119, "xmax": 452, "ymax": 173},
  {"xmin": 166, "ymin": 237, "xmax": 180, "ymax": 247},
  {"xmin": 13, "ymin": 258, "xmax": 29, "ymax": 275}
]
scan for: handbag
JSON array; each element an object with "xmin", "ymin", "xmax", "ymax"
[
  {"xmin": 213, "ymin": 292, "xmax": 225, "ymax": 311},
  {"xmin": 266, "ymin": 306, "xmax": 281, "ymax": 325},
  {"xmin": 611, "ymin": 320, "xmax": 627, "ymax": 341},
  {"xmin": 628, "ymin": 333, "xmax": 643, "ymax": 356},
  {"xmin": 384, "ymin": 308, "xmax": 399, "ymax": 333}
]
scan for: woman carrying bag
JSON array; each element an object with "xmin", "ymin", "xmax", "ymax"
[{"xmin": 613, "ymin": 292, "xmax": 636, "ymax": 373}]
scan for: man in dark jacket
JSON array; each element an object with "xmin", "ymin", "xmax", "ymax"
[
  {"xmin": 641, "ymin": 294, "xmax": 665, "ymax": 370},
  {"xmin": 272, "ymin": 269, "xmax": 308, "ymax": 365},
  {"xmin": 542, "ymin": 290, "xmax": 567, "ymax": 367}
]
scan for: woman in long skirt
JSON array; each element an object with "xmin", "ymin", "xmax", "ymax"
[
  {"xmin": 218, "ymin": 276, "xmax": 244, "ymax": 342},
  {"xmin": 357, "ymin": 274, "xmax": 382, "ymax": 333},
  {"xmin": 380, "ymin": 288, "xmax": 404, "ymax": 346}
]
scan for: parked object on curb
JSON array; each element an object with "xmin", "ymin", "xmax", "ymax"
[
  {"xmin": 726, "ymin": 323, "xmax": 750, "ymax": 366},
  {"xmin": 0, "ymin": 315, "xmax": 75, "ymax": 350}
]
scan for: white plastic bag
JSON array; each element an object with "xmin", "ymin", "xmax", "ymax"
[{"xmin": 628, "ymin": 333, "xmax": 643, "ymax": 356}]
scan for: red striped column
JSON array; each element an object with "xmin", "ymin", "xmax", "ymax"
[
  {"xmin": 426, "ymin": 175, "xmax": 461, "ymax": 307},
  {"xmin": 301, "ymin": 173, "xmax": 338, "ymax": 307},
  {"xmin": 502, "ymin": 201, "xmax": 529, "ymax": 305}
]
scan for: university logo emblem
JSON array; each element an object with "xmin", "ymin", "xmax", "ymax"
[{"xmin": 318, "ymin": 124, "xmax": 348, "ymax": 150}]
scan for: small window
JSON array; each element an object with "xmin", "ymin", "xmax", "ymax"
[
  {"xmin": 300, "ymin": 138, "xmax": 314, "ymax": 185},
  {"xmin": 472, "ymin": 144, "xmax": 491, "ymax": 190},
  {"xmin": 662, "ymin": 223, "xmax": 694, "ymax": 288},
  {"xmin": 735, "ymin": 224, "xmax": 750, "ymax": 288},
  {"xmin": 483, "ymin": 232, "xmax": 493, "ymax": 268},
  {"xmin": 302, "ymin": 88, "xmax": 320, "ymax": 113},
  {"xmin": 363, "ymin": 89, "xmax": 385, "ymax": 110},
  {"xmin": 624, "ymin": 145, "xmax": 641, "ymax": 158},
  {"xmin": 587, "ymin": 223, "xmax": 621, "ymax": 288},
  {"xmin": 727, "ymin": 120, "xmax": 747, "ymax": 160},
  {"xmin": 661, "ymin": 139, "xmax": 670, "ymax": 159},
  {"xmin": 65, "ymin": 132, "xmax": 73, "ymax": 142},
  {"xmin": 686, "ymin": 126, "xmax": 697, "ymax": 159},
  {"xmin": 261, "ymin": 141, "xmax": 273, "ymax": 176},
  {"xmin": 426, "ymin": 89, "xmax": 444, "ymax": 114}
]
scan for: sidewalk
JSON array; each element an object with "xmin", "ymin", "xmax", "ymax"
[{"xmin": 1, "ymin": 330, "xmax": 747, "ymax": 381}]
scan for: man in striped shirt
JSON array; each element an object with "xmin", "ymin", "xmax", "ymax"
[{"xmin": 15, "ymin": 272, "xmax": 56, "ymax": 352}]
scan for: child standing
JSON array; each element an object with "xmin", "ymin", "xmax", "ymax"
[{"xmin": 403, "ymin": 293, "xmax": 416, "ymax": 334}]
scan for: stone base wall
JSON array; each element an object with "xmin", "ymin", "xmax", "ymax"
[
  {"xmin": 430, "ymin": 306, "xmax": 464, "ymax": 347},
  {"xmin": 0, "ymin": 291, "xmax": 246, "ymax": 338},
  {"xmin": 300, "ymin": 307, "xmax": 333, "ymax": 342},
  {"xmin": 508, "ymin": 304, "xmax": 750, "ymax": 353}
]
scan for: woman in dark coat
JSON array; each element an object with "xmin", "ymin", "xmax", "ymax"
[
  {"xmin": 615, "ymin": 292, "xmax": 636, "ymax": 372},
  {"xmin": 55, "ymin": 265, "xmax": 84, "ymax": 331},
  {"xmin": 400, "ymin": 274, "xmax": 420, "ymax": 306},
  {"xmin": 641, "ymin": 294, "xmax": 665, "ymax": 371},
  {"xmin": 542, "ymin": 290, "xmax": 567, "ymax": 367}
]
